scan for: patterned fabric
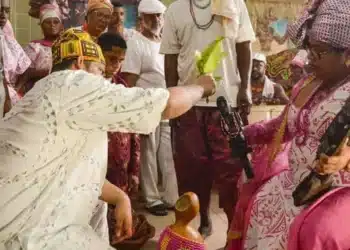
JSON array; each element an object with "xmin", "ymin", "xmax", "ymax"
[
  {"xmin": 265, "ymin": 48, "xmax": 302, "ymax": 97},
  {"xmin": 241, "ymin": 78, "xmax": 350, "ymax": 250},
  {"xmin": 288, "ymin": 187, "xmax": 350, "ymax": 250},
  {"xmin": 87, "ymin": 0, "xmax": 112, "ymax": 12},
  {"xmin": 23, "ymin": 41, "xmax": 53, "ymax": 92},
  {"xmin": 227, "ymin": 79, "xmax": 303, "ymax": 250},
  {"xmin": 29, "ymin": 0, "xmax": 69, "ymax": 20},
  {"xmin": 52, "ymin": 28, "xmax": 105, "ymax": 66},
  {"xmin": 287, "ymin": 85, "xmax": 350, "ymax": 250},
  {"xmin": 0, "ymin": 70, "xmax": 169, "ymax": 248},
  {"xmin": 0, "ymin": 22, "xmax": 31, "ymax": 85},
  {"xmin": 227, "ymin": 79, "xmax": 305, "ymax": 250},
  {"xmin": 157, "ymin": 227, "xmax": 206, "ymax": 250},
  {"xmin": 287, "ymin": 0, "xmax": 350, "ymax": 49},
  {"xmin": 105, "ymin": 73, "xmax": 140, "ymax": 189},
  {"xmin": 28, "ymin": 0, "xmax": 87, "ymax": 28},
  {"xmin": 172, "ymin": 107, "xmax": 243, "ymax": 224},
  {"xmin": 39, "ymin": 3, "xmax": 62, "ymax": 23}
]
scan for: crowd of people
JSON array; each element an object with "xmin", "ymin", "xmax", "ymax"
[{"xmin": 0, "ymin": 0, "xmax": 350, "ymax": 249}]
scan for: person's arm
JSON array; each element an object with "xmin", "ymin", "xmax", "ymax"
[
  {"xmin": 100, "ymin": 180, "xmax": 132, "ymax": 242},
  {"xmin": 121, "ymin": 73, "xmax": 139, "ymax": 88},
  {"xmin": 100, "ymin": 179, "xmax": 129, "ymax": 205},
  {"xmin": 235, "ymin": 0, "xmax": 256, "ymax": 109},
  {"xmin": 160, "ymin": 5, "xmax": 180, "ymax": 89},
  {"xmin": 162, "ymin": 79, "xmax": 208, "ymax": 119},
  {"xmin": 60, "ymin": 72, "xmax": 215, "ymax": 135},
  {"xmin": 164, "ymin": 54, "xmax": 179, "ymax": 88},
  {"xmin": 274, "ymin": 84, "xmax": 289, "ymax": 105},
  {"xmin": 236, "ymin": 41, "xmax": 252, "ymax": 93},
  {"xmin": 243, "ymin": 106, "xmax": 291, "ymax": 147}
]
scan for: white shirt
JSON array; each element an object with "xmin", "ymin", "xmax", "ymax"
[
  {"xmin": 262, "ymin": 76, "xmax": 276, "ymax": 99},
  {"xmin": 160, "ymin": 0, "xmax": 255, "ymax": 107},
  {"xmin": 0, "ymin": 70, "xmax": 169, "ymax": 249},
  {"xmin": 122, "ymin": 32, "xmax": 166, "ymax": 89},
  {"xmin": 123, "ymin": 28, "xmax": 137, "ymax": 41}
]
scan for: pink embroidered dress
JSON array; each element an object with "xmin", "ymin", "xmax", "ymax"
[
  {"xmin": 22, "ymin": 39, "xmax": 54, "ymax": 93},
  {"xmin": 227, "ymin": 81, "xmax": 306, "ymax": 250},
  {"xmin": 228, "ymin": 76, "xmax": 350, "ymax": 250},
  {"xmin": 0, "ymin": 21, "xmax": 31, "ymax": 105}
]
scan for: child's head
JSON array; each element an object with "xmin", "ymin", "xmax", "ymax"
[{"xmin": 97, "ymin": 32, "xmax": 127, "ymax": 78}]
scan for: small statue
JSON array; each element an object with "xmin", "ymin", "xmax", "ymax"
[{"xmin": 157, "ymin": 192, "xmax": 206, "ymax": 250}]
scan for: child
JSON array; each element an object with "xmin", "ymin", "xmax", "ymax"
[{"xmin": 97, "ymin": 32, "xmax": 155, "ymax": 249}]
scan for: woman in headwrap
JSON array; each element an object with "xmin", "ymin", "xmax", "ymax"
[
  {"xmin": 226, "ymin": 0, "xmax": 350, "ymax": 249},
  {"xmin": 17, "ymin": 4, "xmax": 63, "ymax": 95}
]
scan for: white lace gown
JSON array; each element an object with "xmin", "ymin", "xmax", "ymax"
[{"xmin": 0, "ymin": 70, "xmax": 169, "ymax": 249}]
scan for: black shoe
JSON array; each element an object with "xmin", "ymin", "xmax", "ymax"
[
  {"xmin": 199, "ymin": 220, "xmax": 213, "ymax": 239},
  {"xmin": 147, "ymin": 204, "xmax": 168, "ymax": 216}
]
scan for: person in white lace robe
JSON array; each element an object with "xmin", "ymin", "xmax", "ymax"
[{"xmin": 0, "ymin": 28, "xmax": 216, "ymax": 249}]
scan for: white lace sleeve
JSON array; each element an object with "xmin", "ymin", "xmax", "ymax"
[{"xmin": 59, "ymin": 71, "xmax": 169, "ymax": 134}]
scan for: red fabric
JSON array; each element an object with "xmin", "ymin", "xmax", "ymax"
[
  {"xmin": 106, "ymin": 73, "xmax": 141, "ymax": 244},
  {"xmin": 106, "ymin": 73, "xmax": 140, "ymax": 192},
  {"xmin": 31, "ymin": 39, "xmax": 54, "ymax": 47},
  {"xmin": 172, "ymin": 107, "xmax": 243, "ymax": 223},
  {"xmin": 288, "ymin": 187, "xmax": 350, "ymax": 250}
]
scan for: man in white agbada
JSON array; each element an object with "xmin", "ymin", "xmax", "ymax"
[
  {"xmin": 160, "ymin": 0, "xmax": 255, "ymax": 238},
  {"xmin": 121, "ymin": 0, "xmax": 178, "ymax": 217},
  {"xmin": 251, "ymin": 53, "xmax": 289, "ymax": 105},
  {"xmin": 0, "ymin": 28, "xmax": 216, "ymax": 249}
]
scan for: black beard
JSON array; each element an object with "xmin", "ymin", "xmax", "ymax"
[{"xmin": 251, "ymin": 74, "xmax": 262, "ymax": 81}]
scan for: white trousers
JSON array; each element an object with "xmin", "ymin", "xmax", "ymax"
[{"xmin": 140, "ymin": 122, "xmax": 179, "ymax": 207}]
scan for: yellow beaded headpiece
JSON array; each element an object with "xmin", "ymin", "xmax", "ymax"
[{"xmin": 52, "ymin": 28, "xmax": 105, "ymax": 66}]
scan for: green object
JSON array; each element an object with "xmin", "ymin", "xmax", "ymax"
[{"xmin": 195, "ymin": 36, "xmax": 226, "ymax": 78}]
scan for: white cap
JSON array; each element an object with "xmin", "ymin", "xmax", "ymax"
[
  {"xmin": 138, "ymin": 0, "xmax": 166, "ymax": 14},
  {"xmin": 253, "ymin": 52, "xmax": 267, "ymax": 64}
]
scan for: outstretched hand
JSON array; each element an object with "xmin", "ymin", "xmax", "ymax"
[
  {"xmin": 197, "ymin": 74, "xmax": 216, "ymax": 98},
  {"xmin": 317, "ymin": 138, "xmax": 350, "ymax": 174}
]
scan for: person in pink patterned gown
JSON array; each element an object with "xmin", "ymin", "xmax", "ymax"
[
  {"xmin": 17, "ymin": 4, "xmax": 63, "ymax": 95},
  {"xmin": 227, "ymin": 0, "xmax": 350, "ymax": 249},
  {"xmin": 0, "ymin": 2, "xmax": 31, "ymax": 109}
]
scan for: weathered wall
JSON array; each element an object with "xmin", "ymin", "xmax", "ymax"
[
  {"xmin": 10, "ymin": 0, "xmax": 42, "ymax": 46},
  {"xmin": 247, "ymin": 0, "xmax": 307, "ymax": 55}
]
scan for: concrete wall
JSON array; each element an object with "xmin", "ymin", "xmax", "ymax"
[{"xmin": 10, "ymin": 0, "xmax": 42, "ymax": 46}]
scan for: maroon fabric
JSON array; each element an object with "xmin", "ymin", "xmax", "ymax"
[
  {"xmin": 171, "ymin": 107, "xmax": 244, "ymax": 223},
  {"xmin": 106, "ymin": 132, "xmax": 140, "ymax": 192},
  {"xmin": 31, "ymin": 39, "xmax": 54, "ymax": 47},
  {"xmin": 106, "ymin": 73, "xmax": 140, "ymax": 192},
  {"xmin": 106, "ymin": 73, "xmax": 141, "ymax": 245}
]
